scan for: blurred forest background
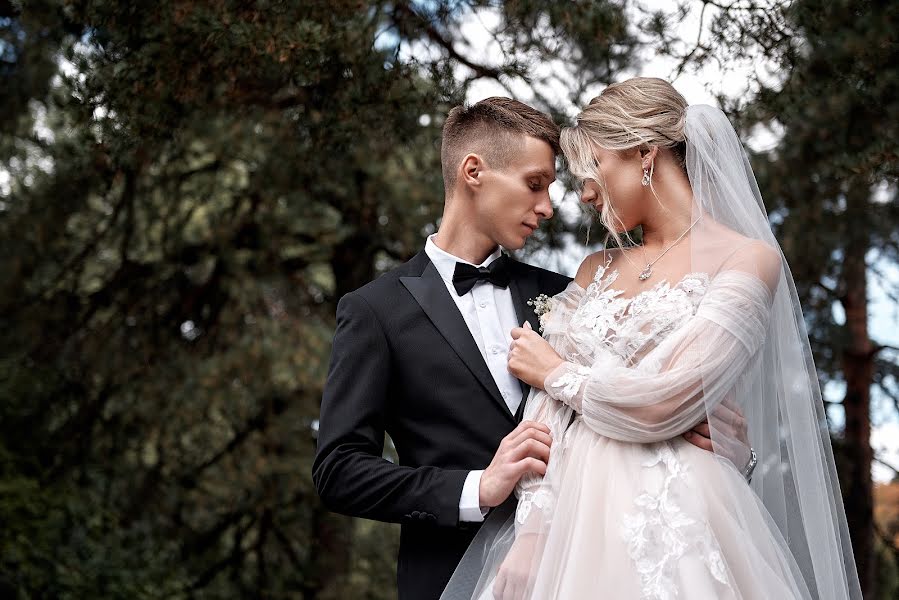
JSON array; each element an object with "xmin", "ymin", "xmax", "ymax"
[{"xmin": 2, "ymin": 0, "xmax": 898, "ymax": 598}]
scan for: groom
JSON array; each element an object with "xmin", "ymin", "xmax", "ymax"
[{"xmin": 312, "ymin": 98, "xmax": 729, "ymax": 600}]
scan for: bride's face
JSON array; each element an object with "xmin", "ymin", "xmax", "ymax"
[{"xmin": 579, "ymin": 146, "xmax": 645, "ymax": 232}]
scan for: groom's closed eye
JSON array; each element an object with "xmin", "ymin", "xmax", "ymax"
[{"xmin": 524, "ymin": 169, "xmax": 555, "ymax": 188}]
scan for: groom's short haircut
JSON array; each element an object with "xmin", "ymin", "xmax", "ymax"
[{"xmin": 441, "ymin": 97, "xmax": 560, "ymax": 194}]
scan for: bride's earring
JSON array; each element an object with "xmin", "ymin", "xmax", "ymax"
[{"xmin": 641, "ymin": 168, "xmax": 651, "ymax": 187}]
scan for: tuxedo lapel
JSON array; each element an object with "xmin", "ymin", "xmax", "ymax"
[
  {"xmin": 400, "ymin": 260, "xmax": 514, "ymax": 422},
  {"xmin": 508, "ymin": 259, "xmax": 542, "ymax": 419},
  {"xmin": 508, "ymin": 261, "xmax": 541, "ymax": 332}
]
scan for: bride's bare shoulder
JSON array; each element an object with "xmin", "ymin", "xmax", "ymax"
[
  {"xmin": 714, "ymin": 229, "xmax": 781, "ymax": 291},
  {"xmin": 574, "ymin": 247, "xmax": 625, "ymax": 287}
]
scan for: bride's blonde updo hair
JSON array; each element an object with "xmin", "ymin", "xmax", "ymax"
[{"xmin": 560, "ymin": 77, "xmax": 689, "ymax": 246}]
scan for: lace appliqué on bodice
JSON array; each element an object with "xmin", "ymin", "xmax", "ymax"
[
  {"xmin": 620, "ymin": 443, "xmax": 731, "ymax": 600},
  {"xmin": 570, "ymin": 256, "xmax": 709, "ymax": 364},
  {"xmin": 545, "ymin": 257, "xmax": 709, "ymax": 403}
]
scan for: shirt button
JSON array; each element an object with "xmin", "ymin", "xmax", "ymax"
[
  {"xmin": 479, "ymin": 301, "xmax": 487, "ymax": 309},
  {"xmin": 491, "ymin": 347, "xmax": 499, "ymax": 355}
]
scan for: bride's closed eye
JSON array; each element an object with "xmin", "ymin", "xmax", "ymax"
[{"xmin": 574, "ymin": 177, "xmax": 596, "ymax": 192}]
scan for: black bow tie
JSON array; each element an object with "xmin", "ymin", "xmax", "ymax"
[{"xmin": 452, "ymin": 255, "xmax": 512, "ymax": 296}]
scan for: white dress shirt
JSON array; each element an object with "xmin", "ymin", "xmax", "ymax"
[{"xmin": 424, "ymin": 234, "xmax": 524, "ymax": 523}]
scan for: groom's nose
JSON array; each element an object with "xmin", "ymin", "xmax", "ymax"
[{"xmin": 535, "ymin": 192, "xmax": 553, "ymax": 220}]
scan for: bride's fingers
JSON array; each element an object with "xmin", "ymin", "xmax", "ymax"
[
  {"xmin": 493, "ymin": 571, "xmax": 506, "ymax": 600},
  {"xmin": 503, "ymin": 577, "xmax": 518, "ymax": 600},
  {"xmin": 511, "ymin": 328, "xmax": 541, "ymax": 346}
]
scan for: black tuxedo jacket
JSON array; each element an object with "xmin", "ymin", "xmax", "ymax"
[{"xmin": 312, "ymin": 249, "xmax": 571, "ymax": 600}]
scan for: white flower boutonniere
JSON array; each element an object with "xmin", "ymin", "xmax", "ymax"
[{"xmin": 527, "ymin": 293, "xmax": 555, "ymax": 333}]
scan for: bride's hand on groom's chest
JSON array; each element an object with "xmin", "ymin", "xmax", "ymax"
[{"xmin": 507, "ymin": 322, "xmax": 564, "ymax": 389}]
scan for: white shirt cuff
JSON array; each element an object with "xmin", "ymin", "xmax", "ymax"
[{"xmin": 458, "ymin": 470, "xmax": 488, "ymax": 522}]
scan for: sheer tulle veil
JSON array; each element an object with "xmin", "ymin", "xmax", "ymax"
[
  {"xmin": 682, "ymin": 104, "xmax": 860, "ymax": 598},
  {"xmin": 439, "ymin": 104, "xmax": 862, "ymax": 599}
]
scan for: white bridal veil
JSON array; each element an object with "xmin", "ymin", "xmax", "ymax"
[{"xmin": 681, "ymin": 105, "xmax": 861, "ymax": 599}]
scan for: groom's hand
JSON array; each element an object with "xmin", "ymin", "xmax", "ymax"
[
  {"xmin": 479, "ymin": 421, "xmax": 552, "ymax": 508},
  {"xmin": 682, "ymin": 398, "xmax": 751, "ymax": 469}
]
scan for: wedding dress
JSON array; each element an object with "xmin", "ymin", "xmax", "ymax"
[{"xmin": 440, "ymin": 105, "xmax": 861, "ymax": 600}]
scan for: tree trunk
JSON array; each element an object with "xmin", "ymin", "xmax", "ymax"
[
  {"xmin": 840, "ymin": 190, "xmax": 876, "ymax": 597},
  {"xmin": 331, "ymin": 230, "xmax": 377, "ymax": 299},
  {"xmin": 305, "ymin": 506, "xmax": 353, "ymax": 600}
]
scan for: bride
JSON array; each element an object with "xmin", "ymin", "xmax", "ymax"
[{"xmin": 440, "ymin": 78, "xmax": 862, "ymax": 599}]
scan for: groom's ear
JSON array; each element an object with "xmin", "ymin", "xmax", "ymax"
[{"xmin": 460, "ymin": 154, "xmax": 484, "ymax": 189}]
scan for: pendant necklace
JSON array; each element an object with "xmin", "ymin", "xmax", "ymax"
[{"xmin": 638, "ymin": 215, "xmax": 703, "ymax": 281}]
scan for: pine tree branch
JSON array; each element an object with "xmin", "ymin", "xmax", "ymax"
[
  {"xmin": 186, "ymin": 514, "xmax": 257, "ymax": 592},
  {"xmin": 672, "ymin": 1, "xmax": 710, "ymax": 77},
  {"xmin": 874, "ymin": 456, "xmax": 899, "ymax": 479},
  {"xmin": 391, "ymin": 2, "xmax": 506, "ymax": 81}
]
